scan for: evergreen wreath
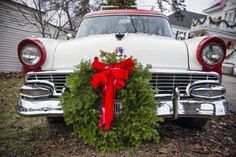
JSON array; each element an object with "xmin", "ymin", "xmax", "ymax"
[{"xmin": 62, "ymin": 51, "xmax": 163, "ymax": 152}]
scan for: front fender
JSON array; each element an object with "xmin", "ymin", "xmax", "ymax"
[
  {"xmin": 34, "ymin": 38, "xmax": 64, "ymax": 71},
  {"xmin": 183, "ymin": 36, "xmax": 207, "ymax": 71}
]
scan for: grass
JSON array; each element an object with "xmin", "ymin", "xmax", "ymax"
[
  {"xmin": 0, "ymin": 77, "xmax": 53, "ymax": 155},
  {"xmin": 0, "ymin": 77, "xmax": 235, "ymax": 156}
]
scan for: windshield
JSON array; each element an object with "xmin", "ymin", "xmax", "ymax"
[{"xmin": 76, "ymin": 15, "xmax": 173, "ymax": 38}]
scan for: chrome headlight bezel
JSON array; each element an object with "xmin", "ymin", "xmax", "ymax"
[
  {"xmin": 17, "ymin": 39, "xmax": 46, "ymax": 71},
  {"xmin": 201, "ymin": 43, "xmax": 224, "ymax": 65},
  {"xmin": 20, "ymin": 80, "xmax": 55, "ymax": 98},
  {"xmin": 187, "ymin": 80, "xmax": 226, "ymax": 99},
  {"xmin": 20, "ymin": 44, "xmax": 42, "ymax": 66}
]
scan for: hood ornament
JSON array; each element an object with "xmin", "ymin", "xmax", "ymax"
[
  {"xmin": 115, "ymin": 32, "xmax": 125, "ymax": 40},
  {"xmin": 115, "ymin": 47, "xmax": 124, "ymax": 57}
]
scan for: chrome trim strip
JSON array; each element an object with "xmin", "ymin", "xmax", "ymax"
[
  {"xmin": 25, "ymin": 80, "xmax": 56, "ymax": 88},
  {"xmin": 26, "ymin": 70, "xmax": 73, "ymax": 74},
  {"xmin": 186, "ymin": 80, "xmax": 221, "ymax": 94},
  {"xmin": 171, "ymin": 87, "xmax": 180, "ymax": 120},
  {"xmin": 151, "ymin": 70, "xmax": 220, "ymax": 96},
  {"xmin": 20, "ymin": 85, "xmax": 52, "ymax": 98},
  {"xmin": 25, "ymin": 69, "xmax": 220, "ymax": 76},
  {"xmin": 18, "ymin": 110, "xmax": 63, "ymax": 117},
  {"xmin": 24, "ymin": 70, "xmax": 221, "ymax": 96},
  {"xmin": 18, "ymin": 70, "xmax": 227, "ymax": 117},
  {"xmin": 17, "ymin": 98, "xmax": 63, "ymax": 117},
  {"xmin": 191, "ymin": 87, "xmax": 225, "ymax": 99},
  {"xmin": 151, "ymin": 69, "xmax": 221, "ymax": 84},
  {"xmin": 24, "ymin": 69, "xmax": 221, "ymax": 81},
  {"xmin": 150, "ymin": 69, "xmax": 220, "ymax": 78},
  {"xmin": 17, "ymin": 97, "xmax": 228, "ymax": 117},
  {"xmin": 25, "ymin": 70, "xmax": 73, "ymax": 82},
  {"xmin": 157, "ymin": 99, "xmax": 228, "ymax": 117},
  {"xmin": 25, "ymin": 73, "xmax": 69, "ymax": 95},
  {"xmin": 186, "ymin": 80, "xmax": 226, "ymax": 99},
  {"xmin": 24, "ymin": 80, "xmax": 58, "ymax": 96}
]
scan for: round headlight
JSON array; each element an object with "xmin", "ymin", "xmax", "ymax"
[
  {"xmin": 21, "ymin": 44, "xmax": 41, "ymax": 65},
  {"xmin": 201, "ymin": 43, "xmax": 224, "ymax": 65}
]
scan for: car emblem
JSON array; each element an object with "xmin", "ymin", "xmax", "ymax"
[{"xmin": 115, "ymin": 47, "xmax": 124, "ymax": 57}]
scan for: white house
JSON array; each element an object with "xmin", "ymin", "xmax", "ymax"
[
  {"xmin": 0, "ymin": 0, "xmax": 74, "ymax": 73},
  {"xmin": 168, "ymin": 11, "xmax": 206, "ymax": 40},
  {"xmin": 190, "ymin": 0, "xmax": 236, "ymax": 75}
]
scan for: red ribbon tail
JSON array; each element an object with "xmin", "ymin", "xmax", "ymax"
[
  {"xmin": 91, "ymin": 56, "xmax": 136, "ymax": 131},
  {"xmin": 104, "ymin": 122, "xmax": 111, "ymax": 131},
  {"xmin": 101, "ymin": 76, "xmax": 114, "ymax": 131}
]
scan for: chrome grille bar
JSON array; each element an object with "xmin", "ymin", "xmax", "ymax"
[
  {"xmin": 25, "ymin": 71, "xmax": 220, "ymax": 95},
  {"xmin": 151, "ymin": 72, "xmax": 219, "ymax": 95},
  {"xmin": 27, "ymin": 73, "xmax": 67, "ymax": 93}
]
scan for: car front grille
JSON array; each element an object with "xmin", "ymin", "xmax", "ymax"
[
  {"xmin": 26, "ymin": 71, "xmax": 220, "ymax": 95},
  {"xmin": 26, "ymin": 73, "xmax": 67, "ymax": 93},
  {"xmin": 151, "ymin": 72, "xmax": 219, "ymax": 95}
]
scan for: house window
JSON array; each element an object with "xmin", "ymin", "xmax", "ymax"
[
  {"xmin": 224, "ymin": 13, "xmax": 227, "ymax": 20},
  {"xmin": 227, "ymin": 12, "xmax": 234, "ymax": 22},
  {"xmin": 175, "ymin": 31, "xmax": 186, "ymax": 40},
  {"xmin": 234, "ymin": 11, "xmax": 236, "ymax": 22}
]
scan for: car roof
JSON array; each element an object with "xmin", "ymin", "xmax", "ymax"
[{"xmin": 84, "ymin": 9, "xmax": 165, "ymax": 18}]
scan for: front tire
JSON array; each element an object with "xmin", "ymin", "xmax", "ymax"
[
  {"xmin": 176, "ymin": 118, "xmax": 208, "ymax": 129},
  {"xmin": 47, "ymin": 117, "xmax": 64, "ymax": 124}
]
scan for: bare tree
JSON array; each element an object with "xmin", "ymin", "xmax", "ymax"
[
  {"xmin": 52, "ymin": 0, "xmax": 104, "ymax": 38},
  {"xmin": 46, "ymin": 0, "xmax": 79, "ymax": 38},
  {"xmin": 91, "ymin": 0, "xmax": 105, "ymax": 10},
  {"xmin": 157, "ymin": 0, "xmax": 186, "ymax": 20},
  {"xmin": 157, "ymin": 0, "xmax": 185, "ymax": 12},
  {"xmin": 16, "ymin": 0, "xmax": 82, "ymax": 39},
  {"xmin": 74, "ymin": 0, "xmax": 90, "ymax": 26},
  {"xmin": 15, "ymin": 0, "xmax": 187, "ymax": 39},
  {"xmin": 16, "ymin": 0, "xmax": 56, "ymax": 38}
]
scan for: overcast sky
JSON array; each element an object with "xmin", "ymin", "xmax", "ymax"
[
  {"xmin": 137, "ymin": 0, "xmax": 219, "ymax": 15},
  {"xmin": 185, "ymin": 0, "xmax": 219, "ymax": 14}
]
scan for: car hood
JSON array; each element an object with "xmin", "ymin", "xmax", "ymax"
[{"xmin": 52, "ymin": 34, "xmax": 189, "ymax": 70}]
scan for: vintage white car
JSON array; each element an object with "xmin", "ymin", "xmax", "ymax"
[{"xmin": 17, "ymin": 9, "xmax": 228, "ymax": 128}]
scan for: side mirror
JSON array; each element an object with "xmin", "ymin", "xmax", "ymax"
[{"xmin": 66, "ymin": 33, "xmax": 73, "ymax": 40}]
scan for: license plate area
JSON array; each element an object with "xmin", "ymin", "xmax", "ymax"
[{"xmin": 114, "ymin": 100, "xmax": 122, "ymax": 115}]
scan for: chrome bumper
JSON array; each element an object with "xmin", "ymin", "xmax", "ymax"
[
  {"xmin": 157, "ymin": 87, "xmax": 228, "ymax": 119},
  {"xmin": 158, "ymin": 99, "xmax": 228, "ymax": 118},
  {"xmin": 17, "ymin": 70, "xmax": 228, "ymax": 118},
  {"xmin": 17, "ymin": 98, "xmax": 63, "ymax": 117},
  {"xmin": 17, "ymin": 96, "xmax": 228, "ymax": 118}
]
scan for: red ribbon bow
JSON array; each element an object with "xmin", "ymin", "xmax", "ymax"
[{"xmin": 91, "ymin": 57, "xmax": 135, "ymax": 131}]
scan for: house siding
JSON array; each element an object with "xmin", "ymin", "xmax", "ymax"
[
  {"xmin": 0, "ymin": 0, "xmax": 73, "ymax": 73},
  {"xmin": 0, "ymin": 1, "xmax": 43, "ymax": 72}
]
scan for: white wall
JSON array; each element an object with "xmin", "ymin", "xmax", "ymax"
[
  {"xmin": 0, "ymin": 1, "xmax": 44, "ymax": 72},
  {"xmin": 0, "ymin": 1, "xmax": 73, "ymax": 72},
  {"xmin": 223, "ymin": 0, "xmax": 236, "ymax": 22},
  {"xmin": 207, "ymin": 9, "xmax": 223, "ymax": 18},
  {"xmin": 205, "ymin": 0, "xmax": 236, "ymax": 21}
]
